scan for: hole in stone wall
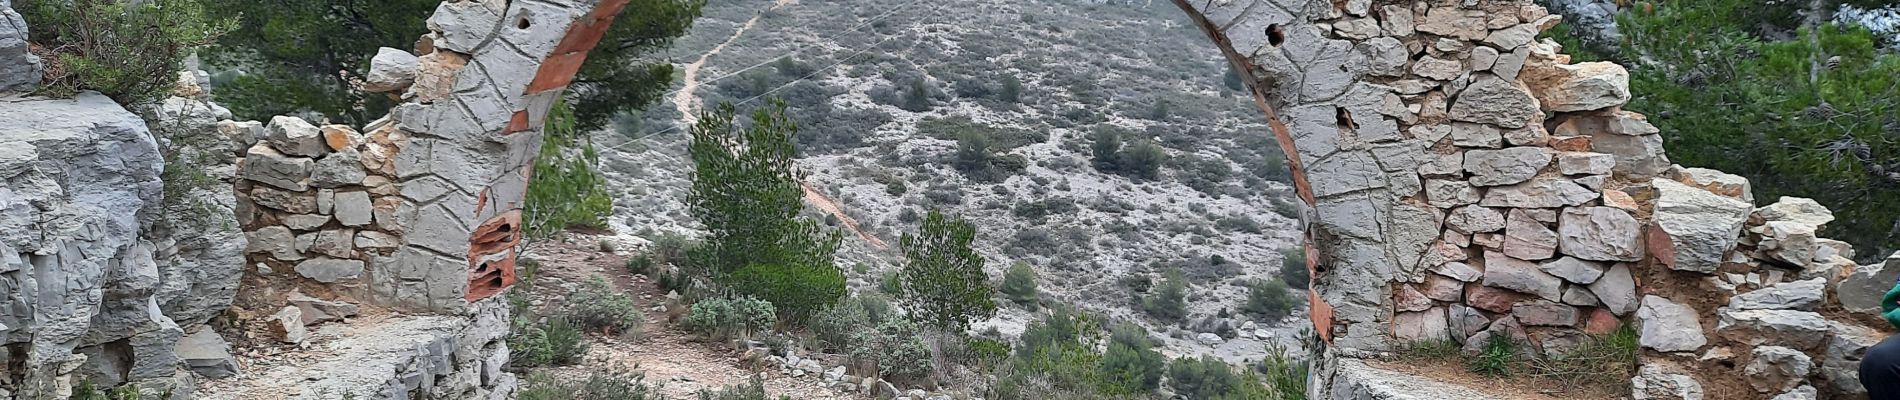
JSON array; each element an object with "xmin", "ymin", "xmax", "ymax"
[
  {"xmin": 517, "ymin": 17, "xmax": 532, "ymax": 29},
  {"xmin": 1334, "ymin": 107, "xmax": 1358, "ymax": 130},
  {"xmin": 1266, "ymin": 24, "xmax": 1285, "ymax": 47}
]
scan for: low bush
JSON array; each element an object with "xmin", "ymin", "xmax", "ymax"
[
  {"xmin": 1140, "ymin": 269, "xmax": 1187, "ymax": 324},
  {"xmin": 810, "ymin": 294, "xmax": 874, "ymax": 351},
  {"xmin": 684, "ymin": 296, "xmax": 777, "ymax": 341},
  {"xmin": 570, "ymin": 277, "xmax": 646, "ymax": 338},
  {"xmin": 1279, "ymin": 248, "xmax": 1310, "ymax": 289},
  {"xmin": 1100, "ymin": 323, "xmax": 1165, "ymax": 393},
  {"xmin": 1166, "ymin": 355, "xmax": 1278, "ymax": 399},
  {"xmin": 726, "ymin": 263, "xmax": 846, "ymax": 323},
  {"xmin": 1000, "ymin": 261, "xmax": 1040, "ymax": 309},
  {"xmin": 848, "ymin": 316, "xmax": 934, "ymax": 384},
  {"xmin": 512, "ymin": 316, "xmax": 589, "ymax": 367},
  {"xmin": 1242, "ymin": 279, "xmax": 1297, "ymax": 322},
  {"xmin": 519, "ymin": 368, "xmax": 657, "ymax": 400},
  {"xmin": 18, "ymin": 0, "xmax": 234, "ymax": 104},
  {"xmin": 695, "ymin": 375, "xmax": 788, "ymax": 400}
]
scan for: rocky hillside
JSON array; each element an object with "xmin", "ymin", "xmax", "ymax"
[{"xmin": 596, "ymin": 0, "xmax": 1309, "ymax": 360}]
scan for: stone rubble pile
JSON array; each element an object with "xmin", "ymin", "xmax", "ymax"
[{"xmin": 1176, "ymin": 0, "xmax": 1893, "ymax": 398}]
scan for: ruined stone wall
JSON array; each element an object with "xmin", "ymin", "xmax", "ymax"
[
  {"xmin": 1169, "ymin": 0, "xmax": 1895, "ymax": 398},
  {"xmin": 235, "ymin": 0, "xmax": 632, "ymax": 314}
]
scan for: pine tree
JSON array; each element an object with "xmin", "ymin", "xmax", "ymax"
[
  {"xmin": 898, "ymin": 209, "xmax": 997, "ymax": 333},
  {"xmin": 687, "ymin": 100, "xmax": 844, "ymax": 319},
  {"xmin": 1142, "ymin": 268, "xmax": 1187, "ymax": 324},
  {"xmin": 999, "ymin": 261, "xmax": 1039, "ymax": 308}
]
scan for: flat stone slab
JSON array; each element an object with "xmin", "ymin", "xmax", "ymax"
[{"xmin": 1322, "ymin": 358, "xmax": 1512, "ymax": 400}]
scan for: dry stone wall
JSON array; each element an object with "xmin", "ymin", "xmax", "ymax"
[{"xmin": 1169, "ymin": 0, "xmax": 1895, "ymax": 398}]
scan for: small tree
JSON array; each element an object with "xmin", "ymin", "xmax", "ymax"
[
  {"xmin": 1101, "ymin": 322, "xmax": 1165, "ymax": 393},
  {"xmin": 999, "ymin": 75, "xmax": 1023, "ymax": 103},
  {"xmin": 1000, "ymin": 261, "xmax": 1039, "ymax": 309},
  {"xmin": 19, "ymin": 0, "xmax": 234, "ymax": 104},
  {"xmin": 523, "ymin": 99, "xmax": 613, "ymax": 241},
  {"xmin": 1142, "ymin": 268, "xmax": 1187, "ymax": 324},
  {"xmin": 1118, "ymin": 139, "xmax": 1166, "ymax": 180},
  {"xmin": 1243, "ymin": 279, "xmax": 1296, "ymax": 322},
  {"xmin": 687, "ymin": 100, "xmax": 844, "ymax": 319},
  {"xmin": 898, "ymin": 209, "xmax": 998, "ymax": 333},
  {"xmin": 1279, "ymin": 248, "xmax": 1310, "ymax": 289},
  {"xmin": 901, "ymin": 78, "xmax": 933, "ymax": 112},
  {"xmin": 1089, "ymin": 128, "xmax": 1124, "ymax": 171}
]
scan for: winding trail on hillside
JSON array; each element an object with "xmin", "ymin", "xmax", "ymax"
[
  {"xmin": 673, "ymin": 0, "xmax": 795, "ymax": 128},
  {"xmin": 803, "ymin": 183, "xmax": 888, "ymax": 249}
]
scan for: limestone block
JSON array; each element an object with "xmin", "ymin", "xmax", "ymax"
[
  {"xmin": 1512, "ymin": 300, "xmax": 1579, "ymax": 326},
  {"xmin": 1556, "ymin": 152, "xmax": 1614, "ymax": 175},
  {"xmin": 1637, "ymin": 295, "xmax": 1706, "ymax": 352},
  {"xmin": 1756, "ymin": 196, "xmax": 1835, "ymax": 228},
  {"xmin": 1446, "ymin": 205, "xmax": 1504, "ymax": 234},
  {"xmin": 175, "ymin": 327, "xmax": 239, "ymax": 379},
  {"xmin": 364, "ymin": 47, "xmax": 420, "ymax": 93},
  {"xmin": 1425, "ymin": 179, "xmax": 1482, "ymax": 208},
  {"xmin": 311, "ymin": 148, "xmax": 368, "ymax": 188},
  {"xmin": 1464, "ymin": 147, "xmax": 1551, "ymax": 186},
  {"xmin": 1394, "ymin": 306, "xmax": 1451, "ymax": 342},
  {"xmin": 1540, "ymin": 256, "xmax": 1607, "ymax": 284},
  {"xmin": 1449, "ymin": 75, "xmax": 1538, "ymax": 129},
  {"xmin": 1716, "ymin": 308, "xmax": 1830, "ymax": 350},
  {"xmin": 240, "ymin": 145, "xmax": 313, "ymax": 191},
  {"xmin": 1523, "ymin": 62, "xmax": 1631, "ymax": 112},
  {"xmin": 269, "ymin": 306, "xmax": 308, "ymax": 344},
  {"xmin": 1743, "ymin": 346, "xmax": 1813, "ymax": 394},
  {"xmin": 1416, "ymin": 6, "xmax": 1490, "ymax": 40},
  {"xmin": 1502, "ymin": 209, "xmax": 1558, "ymax": 260},
  {"xmin": 289, "ymin": 292, "xmax": 361, "ymax": 325},
  {"xmin": 1728, "ymin": 278, "xmax": 1824, "ymax": 311},
  {"xmin": 1558, "ymin": 206, "xmax": 1645, "ymax": 262},
  {"xmin": 1652, "ymin": 179, "xmax": 1751, "ymax": 273},
  {"xmin": 265, "ymin": 115, "xmax": 328, "ymax": 157},
  {"xmin": 1632, "ymin": 362, "xmax": 1706, "ymax": 400},
  {"xmin": 334, "ymin": 191, "xmax": 374, "ymax": 227},
  {"xmin": 1482, "ymin": 250, "xmax": 1562, "ymax": 301},
  {"xmin": 295, "ymin": 258, "xmax": 365, "ymax": 283},
  {"xmin": 1838, "ymin": 252, "xmax": 1900, "ymax": 314},
  {"xmin": 1481, "ymin": 177, "xmax": 1596, "ymax": 208}
]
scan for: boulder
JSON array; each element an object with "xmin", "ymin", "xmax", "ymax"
[
  {"xmin": 1821, "ymin": 321, "xmax": 1882, "ymax": 398},
  {"xmin": 1651, "ymin": 179, "xmax": 1750, "ymax": 273},
  {"xmin": 1196, "ymin": 332, "xmax": 1224, "ymax": 346},
  {"xmin": 1728, "ymin": 278, "xmax": 1825, "ymax": 311},
  {"xmin": 364, "ymin": 47, "xmax": 420, "ymax": 93},
  {"xmin": 1716, "ymin": 308, "xmax": 1830, "ymax": 350},
  {"xmin": 1637, "ymin": 295, "xmax": 1706, "ymax": 352},
  {"xmin": 1559, "ymin": 206, "xmax": 1645, "ymax": 261},
  {"xmin": 1743, "ymin": 346, "xmax": 1813, "ymax": 394}
]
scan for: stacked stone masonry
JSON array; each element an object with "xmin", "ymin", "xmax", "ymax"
[
  {"xmin": 1171, "ymin": 0, "xmax": 1895, "ymax": 398},
  {"xmin": 2, "ymin": 0, "xmax": 630, "ymax": 397}
]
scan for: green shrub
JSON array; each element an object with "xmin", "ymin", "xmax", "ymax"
[
  {"xmin": 1000, "ymin": 261, "xmax": 1040, "ymax": 308},
  {"xmin": 898, "ymin": 209, "xmax": 997, "ymax": 332},
  {"xmin": 684, "ymin": 296, "xmax": 776, "ymax": 340},
  {"xmin": 627, "ymin": 255, "xmax": 655, "ymax": 276},
  {"xmin": 879, "ymin": 270, "xmax": 904, "ymax": 296},
  {"xmin": 1087, "ymin": 126, "xmax": 1167, "ymax": 180},
  {"xmin": 1242, "ymin": 279, "xmax": 1297, "ymax": 322},
  {"xmin": 519, "ymin": 368, "xmax": 657, "ymax": 400},
  {"xmin": 71, "ymin": 382, "xmax": 145, "ymax": 400},
  {"xmin": 1278, "ymin": 248, "xmax": 1310, "ymax": 289},
  {"xmin": 1256, "ymin": 342, "xmax": 1309, "ymax": 400},
  {"xmin": 810, "ymin": 294, "xmax": 873, "ymax": 351},
  {"xmin": 694, "ymin": 375, "xmax": 788, "ymax": 400},
  {"xmin": 18, "ymin": 0, "xmax": 233, "ymax": 105},
  {"xmin": 849, "ymin": 316, "xmax": 934, "ymax": 383},
  {"xmin": 1018, "ymin": 307, "xmax": 1086, "ymax": 356},
  {"xmin": 511, "ymin": 316, "xmax": 589, "ymax": 367},
  {"xmin": 950, "ymin": 336, "xmax": 1012, "ymax": 368},
  {"xmin": 1166, "ymin": 355, "xmax": 1244, "ymax": 399},
  {"xmin": 1466, "ymin": 334, "xmax": 1515, "ymax": 377},
  {"xmin": 524, "ymin": 100, "xmax": 613, "ymax": 240},
  {"xmin": 1100, "ymin": 323, "xmax": 1165, "ymax": 393},
  {"xmin": 1141, "ymin": 269, "xmax": 1187, "ymax": 324},
  {"xmin": 571, "ymin": 277, "xmax": 646, "ymax": 338},
  {"xmin": 726, "ymin": 263, "xmax": 846, "ymax": 322}
]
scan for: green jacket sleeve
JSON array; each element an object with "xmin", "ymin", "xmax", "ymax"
[{"xmin": 1883, "ymin": 283, "xmax": 1900, "ymax": 329}]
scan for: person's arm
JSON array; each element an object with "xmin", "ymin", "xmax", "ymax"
[{"xmin": 1883, "ymin": 283, "xmax": 1900, "ymax": 329}]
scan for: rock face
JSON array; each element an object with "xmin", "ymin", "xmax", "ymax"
[
  {"xmin": 0, "ymin": 0, "xmax": 39, "ymax": 93},
  {"xmin": 0, "ymin": 93, "xmax": 197, "ymax": 395}
]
